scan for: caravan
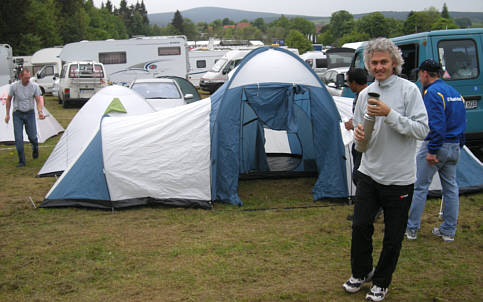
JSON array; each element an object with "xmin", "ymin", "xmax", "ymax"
[
  {"xmin": 30, "ymin": 47, "xmax": 63, "ymax": 95},
  {"xmin": 60, "ymin": 36, "xmax": 189, "ymax": 86}
]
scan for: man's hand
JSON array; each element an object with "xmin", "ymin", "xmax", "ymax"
[
  {"xmin": 426, "ymin": 153, "xmax": 438, "ymax": 165},
  {"xmin": 354, "ymin": 124, "xmax": 364, "ymax": 142},
  {"xmin": 344, "ymin": 118, "xmax": 354, "ymax": 131},
  {"xmin": 38, "ymin": 112, "xmax": 45, "ymax": 120},
  {"xmin": 367, "ymin": 98, "xmax": 391, "ymax": 117},
  {"xmin": 4, "ymin": 114, "xmax": 9, "ymax": 124}
]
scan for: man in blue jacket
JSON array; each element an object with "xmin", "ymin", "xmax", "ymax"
[{"xmin": 406, "ymin": 59, "xmax": 466, "ymax": 242}]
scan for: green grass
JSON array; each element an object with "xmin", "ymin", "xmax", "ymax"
[{"xmin": 0, "ymin": 96, "xmax": 482, "ymax": 301}]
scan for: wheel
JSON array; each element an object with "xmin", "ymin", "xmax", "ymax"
[{"xmin": 62, "ymin": 99, "xmax": 69, "ymax": 108}]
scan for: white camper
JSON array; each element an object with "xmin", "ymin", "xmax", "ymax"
[
  {"xmin": 199, "ymin": 49, "xmax": 252, "ymax": 93},
  {"xmin": 0, "ymin": 44, "xmax": 14, "ymax": 85},
  {"xmin": 300, "ymin": 50, "xmax": 328, "ymax": 79},
  {"xmin": 30, "ymin": 47, "xmax": 63, "ymax": 95},
  {"xmin": 188, "ymin": 48, "xmax": 228, "ymax": 87},
  {"xmin": 60, "ymin": 36, "xmax": 189, "ymax": 86}
]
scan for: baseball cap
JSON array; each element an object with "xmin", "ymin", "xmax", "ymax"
[{"xmin": 418, "ymin": 59, "xmax": 442, "ymax": 73}]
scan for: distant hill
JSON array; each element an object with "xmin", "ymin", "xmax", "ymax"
[{"xmin": 148, "ymin": 7, "xmax": 483, "ymax": 26}]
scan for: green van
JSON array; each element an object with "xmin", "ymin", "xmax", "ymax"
[{"xmin": 342, "ymin": 29, "xmax": 483, "ymax": 144}]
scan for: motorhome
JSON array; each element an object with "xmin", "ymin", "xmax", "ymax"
[
  {"xmin": 344, "ymin": 28, "xmax": 483, "ymax": 144},
  {"xmin": 300, "ymin": 50, "xmax": 328, "ymax": 79},
  {"xmin": 188, "ymin": 48, "xmax": 228, "ymax": 87},
  {"xmin": 30, "ymin": 47, "xmax": 63, "ymax": 95},
  {"xmin": 59, "ymin": 36, "xmax": 189, "ymax": 86},
  {"xmin": 0, "ymin": 44, "xmax": 14, "ymax": 85},
  {"xmin": 199, "ymin": 49, "xmax": 252, "ymax": 93},
  {"xmin": 57, "ymin": 61, "xmax": 107, "ymax": 108}
]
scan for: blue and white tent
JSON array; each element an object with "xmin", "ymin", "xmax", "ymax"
[{"xmin": 40, "ymin": 47, "xmax": 348, "ymax": 209}]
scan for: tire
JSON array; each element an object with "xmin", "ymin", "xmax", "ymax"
[{"xmin": 62, "ymin": 99, "xmax": 69, "ymax": 108}]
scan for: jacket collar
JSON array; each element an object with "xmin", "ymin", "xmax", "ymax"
[{"xmin": 375, "ymin": 74, "xmax": 398, "ymax": 88}]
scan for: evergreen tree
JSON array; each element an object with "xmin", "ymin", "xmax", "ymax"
[
  {"xmin": 171, "ymin": 10, "xmax": 184, "ymax": 34},
  {"xmin": 441, "ymin": 3, "xmax": 450, "ymax": 19}
]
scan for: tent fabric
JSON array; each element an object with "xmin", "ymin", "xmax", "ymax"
[
  {"xmin": 0, "ymin": 84, "xmax": 64, "ymax": 144},
  {"xmin": 102, "ymin": 98, "xmax": 211, "ymax": 202},
  {"xmin": 38, "ymin": 85, "xmax": 154, "ymax": 177}
]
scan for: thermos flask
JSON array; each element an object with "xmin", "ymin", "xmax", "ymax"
[{"xmin": 354, "ymin": 92, "xmax": 379, "ymax": 152}]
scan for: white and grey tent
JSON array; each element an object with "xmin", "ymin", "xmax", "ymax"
[
  {"xmin": 41, "ymin": 47, "xmax": 349, "ymax": 209},
  {"xmin": 37, "ymin": 85, "xmax": 155, "ymax": 176},
  {"xmin": 0, "ymin": 84, "xmax": 64, "ymax": 143}
]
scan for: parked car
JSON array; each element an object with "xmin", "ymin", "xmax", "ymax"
[
  {"xmin": 57, "ymin": 61, "xmax": 107, "ymax": 108},
  {"xmin": 129, "ymin": 78, "xmax": 195, "ymax": 111}
]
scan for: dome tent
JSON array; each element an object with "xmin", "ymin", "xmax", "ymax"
[{"xmin": 41, "ymin": 47, "xmax": 348, "ymax": 209}]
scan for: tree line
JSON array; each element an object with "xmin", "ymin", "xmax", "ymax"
[{"xmin": 0, "ymin": 1, "xmax": 477, "ymax": 56}]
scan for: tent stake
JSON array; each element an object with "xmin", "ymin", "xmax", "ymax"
[{"xmin": 28, "ymin": 197, "xmax": 37, "ymax": 209}]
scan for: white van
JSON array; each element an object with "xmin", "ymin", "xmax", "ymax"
[
  {"xmin": 60, "ymin": 36, "xmax": 189, "ymax": 86},
  {"xmin": 188, "ymin": 48, "xmax": 228, "ymax": 87},
  {"xmin": 30, "ymin": 47, "xmax": 63, "ymax": 95},
  {"xmin": 57, "ymin": 61, "xmax": 107, "ymax": 107},
  {"xmin": 199, "ymin": 49, "xmax": 252, "ymax": 93},
  {"xmin": 300, "ymin": 51, "xmax": 328, "ymax": 79}
]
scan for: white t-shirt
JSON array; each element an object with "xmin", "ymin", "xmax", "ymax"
[{"xmin": 9, "ymin": 80, "xmax": 41, "ymax": 112}]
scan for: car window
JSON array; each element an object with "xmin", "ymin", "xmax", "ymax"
[
  {"xmin": 131, "ymin": 82, "xmax": 181, "ymax": 99},
  {"xmin": 40, "ymin": 65, "xmax": 54, "ymax": 77},
  {"xmin": 211, "ymin": 58, "xmax": 227, "ymax": 72},
  {"xmin": 438, "ymin": 39, "xmax": 479, "ymax": 80}
]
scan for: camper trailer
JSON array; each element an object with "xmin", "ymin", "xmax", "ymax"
[
  {"xmin": 199, "ymin": 49, "xmax": 252, "ymax": 93},
  {"xmin": 60, "ymin": 36, "xmax": 189, "ymax": 86},
  {"xmin": 0, "ymin": 44, "xmax": 14, "ymax": 85},
  {"xmin": 188, "ymin": 48, "xmax": 228, "ymax": 87},
  {"xmin": 30, "ymin": 47, "xmax": 63, "ymax": 95}
]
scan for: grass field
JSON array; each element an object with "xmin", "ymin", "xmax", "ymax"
[{"xmin": 0, "ymin": 96, "xmax": 481, "ymax": 301}]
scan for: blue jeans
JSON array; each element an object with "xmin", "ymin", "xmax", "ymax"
[
  {"xmin": 407, "ymin": 141, "xmax": 460, "ymax": 237},
  {"xmin": 13, "ymin": 110, "xmax": 38, "ymax": 165}
]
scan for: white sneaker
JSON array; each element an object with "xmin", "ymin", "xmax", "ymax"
[
  {"xmin": 366, "ymin": 285, "xmax": 388, "ymax": 301},
  {"xmin": 343, "ymin": 268, "xmax": 375, "ymax": 293},
  {"xmin": 432, "ymin": 227, "xmax": 455, "ymax": 242}
]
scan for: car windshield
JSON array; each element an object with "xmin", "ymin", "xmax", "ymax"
[
  {"xmin": 327, "ymin": 52, "xmax": 353, "ymax": 68},
  {"xmin": 211, "ymin": 58, "xmax": 227, "ymax": 72},
  {"xmin": 131, "ymin": 82, "xmax": 181, "ymax": 99}
]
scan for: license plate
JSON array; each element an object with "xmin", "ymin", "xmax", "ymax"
[{"xmin": 465, "ymin": 100, "xmax": 477, "ymax": 110}]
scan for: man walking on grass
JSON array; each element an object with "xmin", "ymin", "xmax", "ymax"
[{"xmin": 4, "ymin": 69, "xmax": 45, "ymax": 167}]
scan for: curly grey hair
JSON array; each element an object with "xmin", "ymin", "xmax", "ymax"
[{"xmin": 363, "ymin": 37, "xmax": 404, "ymax": 75}]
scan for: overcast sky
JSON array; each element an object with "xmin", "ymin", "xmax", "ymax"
[{"xmin": 93, "ymin": 0, "xmax": 483, "ymax": 16}]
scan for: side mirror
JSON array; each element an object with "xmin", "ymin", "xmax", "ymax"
[
  {"xmin": 36, "ymin": 72, "xmax": 42, "ymax": 79},
  {"xmin": 54, "ymin": 73, "xmax": 59, "ymax": 78},
  {"xmin": 222, "ymin": 65, "xmax": 231, "ymax": 75},
  {"xmin": 336, "ymin": 73, "xmax": 345, "ymax": 88},
  {"xmin": 184, "ymin": 93, "xmax": 193, "ymax": 100}
]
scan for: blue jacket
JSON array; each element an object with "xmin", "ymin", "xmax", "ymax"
[{"xmin": 423, "ymin": 79, "xmax": 466, "ymax": 154}]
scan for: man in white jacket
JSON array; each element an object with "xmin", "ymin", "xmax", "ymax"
[{"xmin": 342, "ymin": 38, "xmax": 429, "ymax": 301}]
